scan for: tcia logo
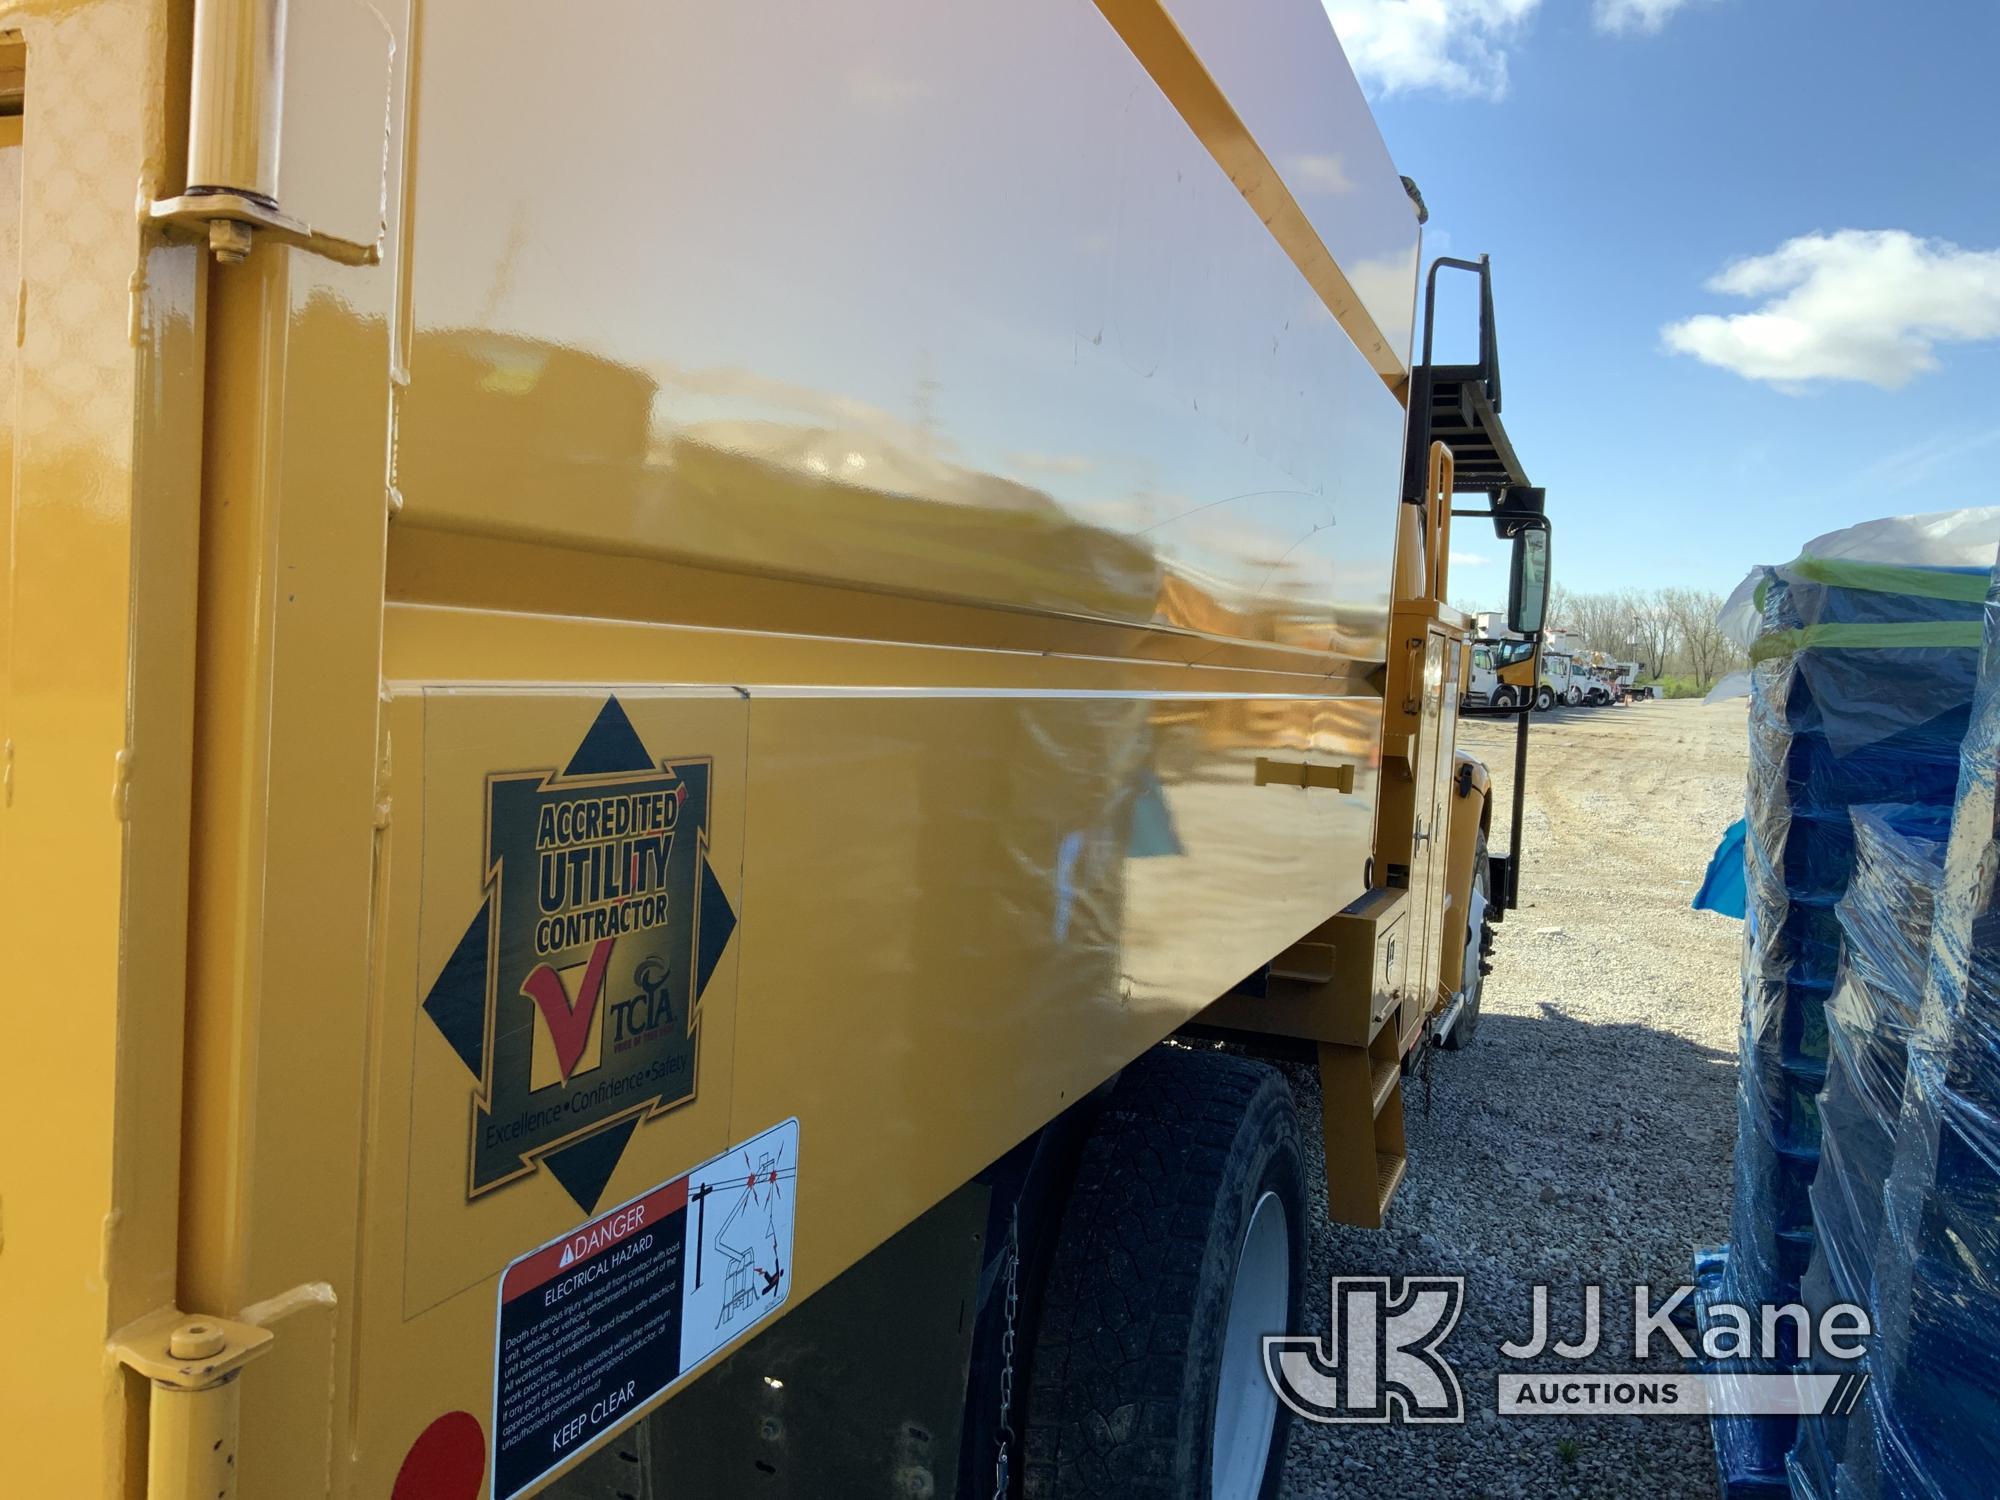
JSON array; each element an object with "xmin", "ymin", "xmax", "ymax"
[
  {"xmin": 1264, "ymin": 1277, "xmax": 1466, "ymax": 1424},
  {"xmin": 523, "ymin": 948, "xmax": 682, "ymax": 1090}
]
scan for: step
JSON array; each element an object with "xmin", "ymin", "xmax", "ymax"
[
  {"xmin": 1370, "ymin": 1058, "xmax": 1400, "ymax": 1117},
  {"xmin": 1376, "ymin": 1151, "xmax": 1408, "ymax": 1220}
]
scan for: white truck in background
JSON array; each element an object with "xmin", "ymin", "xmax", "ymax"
[{"xmin": 1613, "ymin": 661, "xmax": 1661, "ymax": 703}]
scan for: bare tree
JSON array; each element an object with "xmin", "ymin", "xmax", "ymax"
[
  {"xmin": 1471, "ymin": 579, "xmax": 1732, "ymax": 689},
  {"xmin": 1622, "ymin": 591, "xmax": 1677, "ymax": 679},
  {"xmin": 1659, "ymin": 587, "xmax": 1740, "ymax": 690},
  {"xmin": 1544, "ymin": 581, "xmax": 1573, "ymax": 635},
  {"xmin": 1565, "ymin": 592, "xmax": 1628, "ymax": 658}
]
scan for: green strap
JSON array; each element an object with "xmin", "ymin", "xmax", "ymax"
[
  {"xmin": 1749, "ymin": 620, "xmax": 1985, "ymax": 663},
  {"xmin": 1786, "ymin": 555, "xmax": 1992, "ymax": 603}
]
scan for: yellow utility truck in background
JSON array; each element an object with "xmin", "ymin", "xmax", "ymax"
[{"xmin": 0, "ymin": 1, "xmax": 1551, "ymax": 1497}]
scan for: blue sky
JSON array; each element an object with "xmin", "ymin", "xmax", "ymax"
[{"xmin": 1324, "ymin": 0, "xmax": 2000, "ymax": 601}]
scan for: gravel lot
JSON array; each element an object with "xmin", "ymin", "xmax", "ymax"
[{"xmin": 1278, "ymin": 697, "xmax": 1751, "ymax": 1500}]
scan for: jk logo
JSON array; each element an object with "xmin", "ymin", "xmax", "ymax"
[{"xmin": 1264, "ymin": 1277, "xmax": 1466, "ymax": 1424}]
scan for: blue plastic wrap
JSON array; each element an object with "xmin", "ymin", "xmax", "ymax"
[
  {"xmin": 1709, "ymin": 546, "xmax": 1986, "ymax": 1497},
  {"xmin": 1696, "ymin": 817, "xmax": 1750, "ymax": 919},
  {"xmin": 1729, "ymin": 561, "xmax": 1982, "ymax": 1311},
  {"xmin": 1851, "ymin": 561, "xmax": 2000, "ymax": 1499},
  {"xmin": 1785, "ymin": 805, "xmax": 1949, "ymax": 1500}
]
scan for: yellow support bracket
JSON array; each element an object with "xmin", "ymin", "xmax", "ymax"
[{"xmin": 1253, "ymin": 757, "xmax": 1356, "ymax": 793}]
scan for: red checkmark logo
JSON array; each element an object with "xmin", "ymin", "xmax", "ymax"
[{"xmin": 520, "ymin": 937, "xmax": 616, "ymax": 1083}]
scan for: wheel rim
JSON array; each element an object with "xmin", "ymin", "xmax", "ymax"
[
  {"xmin": 1212, "ymin": 1190, "xmax": 1290, "ymax": 1500},
  {"xmin": 1460, "ymin": 860, "xmax": 1488, "ymax": 1025}
]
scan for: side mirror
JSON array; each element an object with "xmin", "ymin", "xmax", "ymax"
[{"xmin": 1508, "ymin": 525, "xmax": 1550, "ymax": 637}]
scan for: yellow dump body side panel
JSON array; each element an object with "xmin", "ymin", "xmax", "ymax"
[
  {"xmin": 358, "ymin": 6, "xmax": 1411, "ymax": 1488},
  {"xmin": 391, "ymin": 0, "xmax": 1411, "ymax": 673},
  {"xmin": 5, "ymin": 1, "xmax": 1429, "ymax": 1493}
]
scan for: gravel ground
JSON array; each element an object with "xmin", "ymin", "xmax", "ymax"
[{"xmin": 1277, "ymin": 697, "xmax": 1751, "ymax": 1500}]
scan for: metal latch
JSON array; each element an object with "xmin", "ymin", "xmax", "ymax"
[
  {"xmin": 114, "ymin": 1311, "xmax": 274, "ymax": 1500},
  {"xmin": 1254, "ymin": 757, "xmax": 1356, "ymax": 793}
]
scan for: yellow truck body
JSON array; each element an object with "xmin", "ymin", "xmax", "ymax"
[{"xmin": 0, "ymin": 2, "xmax": 1543, "ymax": 1495}]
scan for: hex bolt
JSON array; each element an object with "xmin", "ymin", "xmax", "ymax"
[{"xmin": 208, "ymin": 220, "xmax": 254, "ymax": 265}]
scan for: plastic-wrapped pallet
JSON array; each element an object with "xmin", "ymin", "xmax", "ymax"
[
  {"xmin": 1728, "ymin": 550, "xmax": 1982, "ymax": 1303},
  {"xmin": 1784, "ymin": 805, "xmax": 1950, "ymax": 1500},
  {"xmin": 1701, "ymin": 509, "xmax": 1996, "ymax": 1498},
  {"xmin": 1850, "ymin": 555, "xmax": 2000, "ymax": 1498}
]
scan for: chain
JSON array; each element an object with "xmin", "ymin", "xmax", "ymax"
[{"xmin": 993, "ymin": 1203, "xmax": 1021, "ymax": 1500}]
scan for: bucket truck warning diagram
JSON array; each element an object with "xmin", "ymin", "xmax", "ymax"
[{"xmin": 492, "ymin": 1119, "xmax": 798, "ymax": 1500}]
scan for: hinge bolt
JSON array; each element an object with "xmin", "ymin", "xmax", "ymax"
[
  {"xmin": 168, "ymin": 1321, "xmax": 228, "ymax": 1360},
  {"xmin": 208, "ymin": 220, "xmax": 254, "ymax": 264}
]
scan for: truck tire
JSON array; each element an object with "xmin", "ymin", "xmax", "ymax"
[
  {"xmin": 1441, "ymin": 828, "xmax": 1491, "ymax": 1050},
  {"xmin": 1534, "ymin": 686, "xmax": 1555, "ymax": 712},
  {"xmin": 1021, "ymin": 1047, "xmax": 1305, "ymax": 1500}
]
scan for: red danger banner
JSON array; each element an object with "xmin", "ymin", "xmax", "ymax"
[{"xmin": 500, "ymin": 1177, "xmax": 689, "ymax": 1306}]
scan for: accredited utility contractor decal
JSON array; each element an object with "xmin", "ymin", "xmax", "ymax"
[
  {"xmin": 491, "ymin": 1119, "xmax": 799, "ymax": 1500},
  {"xmin": 420, "ymin": 697, "xmax": 740, "ymax": 1213}
]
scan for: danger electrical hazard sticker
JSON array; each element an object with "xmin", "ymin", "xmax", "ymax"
[{"xmin": 492, "ymin": 1118, "xmax": 799, "ymax": 1499}]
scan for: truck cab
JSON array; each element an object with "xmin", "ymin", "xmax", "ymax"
[
  {"xmin": 1539, "ymin": 650, "xmax": 1577, "ymax": 710},
  {"xmin": 1467, "ymin": 635, "xmax": 1539, "ymax": 711}
]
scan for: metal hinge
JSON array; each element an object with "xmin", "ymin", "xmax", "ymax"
[
  {"xmin": 150, "ymin": 0, "xmax": 387, "ymax": 267},
  {"xmin": 149, "ymin": 192, "xmax": 379, "ymax": 267},
  {"xmin": 113, "ymin": 1310, "xmax": 275, "ymax": 1500}
]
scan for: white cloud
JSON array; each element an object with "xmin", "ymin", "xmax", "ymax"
[
  {"xmin": 1343, "ymin": 247, "xmax": 1422, "ymax": 337},
  {"xmin": 1324, "ymin": 0, "xmax": 1541, "ymax": 101},
  {"xmin": 1662, "ymin": 230, "xmax": 2000, "ymax": 390},
  {"xmin": 1593, "ymin": 0, "xmax": 1700, "ymax": 35},
  {"xmin": 1449, "ymin": 549, "xmax": 1491, "ymax": 566},
  {"xmin": 1284, "ymin": 153, "xmax": 1355, "ymax": 196}
]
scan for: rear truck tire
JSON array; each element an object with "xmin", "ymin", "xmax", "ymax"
[
  {"xmin": 1534, "ymin": 686, "xmax": 1555, "ymax": 712},
  {"xmin": 1441, "ymin": 828, "xmax": 1491, "ymax": 1050},
  {"xmin": 1021, "ymin": 1047, "xmax": 1305, "ymax": 1500}
]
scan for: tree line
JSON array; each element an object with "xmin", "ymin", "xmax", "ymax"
[
  {"xmin": 1455, "ymin": 586, "xmax": 1747, "ymax": 694},
  {"xmin": 1545, "ymin": 585, "xmax": 1745, "ymax": 693}
]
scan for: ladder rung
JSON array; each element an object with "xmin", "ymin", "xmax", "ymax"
[
  {"xmin": 1376, "ymin": 1152, "xmax": 1408, "ymax": 1217},
  {"xmin": 1370, "ymin": 1058, "xmax": 1399, "ymax": 1117}
]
